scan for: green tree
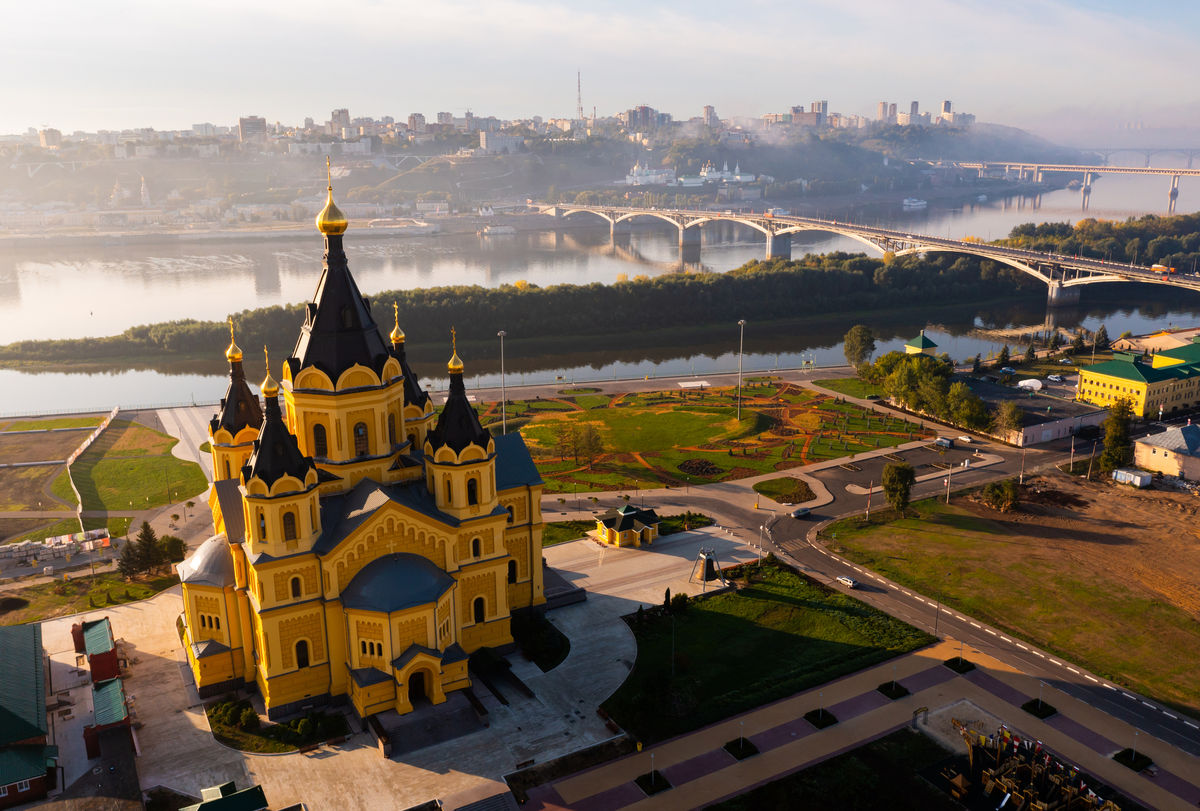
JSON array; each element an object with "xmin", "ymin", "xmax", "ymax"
[
  {"xmin": 971, "ymin": 354, "xmax": 981, "ymax": 374},
  {"xmin": 1071, "ymin": 330, "xmax": 1085, "ymax": 353},
  {"xmin": 1049, "ymin": 331, "xmax": 1063, "ymax": 350},
  {"xmin": 577, "ymin": 423, "xmax": 604, "ymax": 468},
  {"xmin": 1023, "ymin": 345, "xmax": 1036, "ymax": 365},
  {"xmin": 117, "ymin": 539, "xmax": 141, "ymax": 579},
  {"xmin": 160, "ymin": 534, "xmax": 186, "ymax": 563},
  {"xmin": 993, "ymin": 401, "xmax": 1024, "ymax": 439},
  {"xmin": 843, "ymin": 324, "xmax": 876, "ymax": 371},
  {"xmin": 997, "ymin": 344, "xmax": 1011, "ymax": 366},
  {"xmin": 881, "ymin": 462, "xmax": 915, "ymax": 514},
  {"xmin": 981, "ymin": 479, "xmax": 1020, "ymax": 512},
  {"xmin": 134, "ymin": 521, "xmax": 163, "ymax": 573},
  {"xmin": 946, "ymin": 382, "xmax": 989, "ymax": 430},
  {"xmin": 1099, "ymin": 398, "xmax": 1134, "ymax": 473},
  {"xmin": 1094, "ymin": 324, "xmax": 1110, "ymax": 351}
]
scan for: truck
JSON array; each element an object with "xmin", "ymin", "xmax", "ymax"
[
  {"xmin": 1152, "ymin": 264, "xmax": 1176, "ymax": 275},
  {"xmin": 764, "ymin": 208, "xmax": 790, "ymax": 218}
]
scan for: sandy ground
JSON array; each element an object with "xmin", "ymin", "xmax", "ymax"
[{"xmin": 985, "ymin": 470, "xmax": 1200, "ymax": 619}]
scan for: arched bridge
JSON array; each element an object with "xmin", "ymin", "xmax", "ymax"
[{"xmin": 539, "ymin": 203, "xmax": 1200, "ymax": 307}]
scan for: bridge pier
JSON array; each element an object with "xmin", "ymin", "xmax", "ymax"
[
  {"xmin": 1046, "ymin": 281, "xmax": 1080, "ymax": 308},
  {"xmin": 765, "ymin": 233, "xmax": 791, "ymax": 261}
]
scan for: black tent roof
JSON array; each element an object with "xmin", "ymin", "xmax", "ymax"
[
  {"xmin": 427, "ymin": 370, "xmax": 491, "ymax": 454},
  {"xmin": 287, "ymin": 234, "xmax": 391, "ymax": 383},
  {"xmin": 242, "ymin": 395, "xmax": 315, "ymax": 488},
  {"xmin": 210, "ymin": 359, "xmax": 263, "ymax": 436}
]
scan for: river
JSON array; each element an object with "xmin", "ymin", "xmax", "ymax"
[{"xmin": 3, "ymin": 169, "xmax": 1199, "ymax": 416}]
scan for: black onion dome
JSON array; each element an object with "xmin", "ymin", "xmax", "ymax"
[
  {"xmin": 427, "ymin": 371, "xmax": 491, "ymax": 454},
  {"xmin": 210, "ymin": 359, "xmax": 264, "ymax": 436},
  {"xmin": 287, "ymin": 234, "xmax": 391, "ymax": 384},
  {"xmin": 242, "ymin": 395, "xmax": 315, "ymax": 488}
]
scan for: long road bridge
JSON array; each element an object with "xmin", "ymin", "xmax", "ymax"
[{"xmin": 540, "ymin": 203, "xmax": 1200, "ymax": 307}]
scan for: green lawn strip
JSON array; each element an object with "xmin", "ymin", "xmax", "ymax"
[
  {"xmin": 813, "ymin": 378, "xmax": 885, "ymax": 399},
  {"xmin": 824, "ymin": 500, "xmax": 1200, "ymax": 715},
  {"xmin": 0, "ymin": 572, "xmax": 178, "ymax": 626},
  {"xmin": 72, "ymin": 454, "xmax": 208, "ymax": 512},
  {"xmin": 199, "ymin": 441, "xmax": 212, "ymax": 453},
  {"xmin": 707, "ymin": 728, "xmax": 958, "ymax": 811},
  {"xmin": 2, "ymin": 517, "xmax": 80, "ymax": 544},
  {"xmin": 602, "ymin": 560, "xmax": 934, "ymax": 742},
  {"xmin": 82, "ymin": 516, "xmax": 132, "ymax": 537},
  {"xmin": 543, "ymin": 520, "xmax": 595, "ymax": 546},
  {"xmin": 753, "ymin": 476, "xmax": 816, "ymax": 505},
  {"xmin": 574, "ymin": 394, "xmax": 611, "ymax": 410},
  {"xmin": 3, "ymin": 417, "xmax": 103, "ymax": 431}
]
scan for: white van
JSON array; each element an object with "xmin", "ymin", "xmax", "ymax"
[{"xmin": 836, "ymin": 575, "xmax": 858, "ymax": 589}]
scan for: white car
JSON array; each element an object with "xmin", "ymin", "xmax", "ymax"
[
  {"xmin": 1047, "ymin": 374, "xmax": 1064, "ymax": 383},
  {"xmin": 836, "ymin": 575, "xmax": 858, "ymax": 589}
]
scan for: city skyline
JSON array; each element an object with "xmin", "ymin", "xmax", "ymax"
[{"xmin": 5, "ymin": 0, "xmax": 1199, "ymax": 143}]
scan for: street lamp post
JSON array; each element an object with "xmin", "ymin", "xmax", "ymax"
[
  {"xmin": 497, "ymin": 330, "xmax": 507, "ymax": 434},
  {"xmin": 737, "ymin": 319, "xmax": 747, "ymax": 421}
]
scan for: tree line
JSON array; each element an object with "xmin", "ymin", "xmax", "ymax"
[
  {"xmin": 0, "ymin": 251, "xmax": 1039, "ymax": 367},
  {"xmin": 1002, "ymin": 211, "xmax": 1200, "ymax": 272}
]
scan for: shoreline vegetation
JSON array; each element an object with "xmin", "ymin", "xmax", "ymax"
[
  {"xmin": 0, "ymin": 252, "xmax": 1044, "ymax": 374},
  {"xmin": 5, "ymin": 212, "xmax": 1200, "ymax": 377}
]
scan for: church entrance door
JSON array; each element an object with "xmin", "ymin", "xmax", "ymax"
[{"xmin": 408, "ymin": 670, "xmax": 427, "ymax": 706}]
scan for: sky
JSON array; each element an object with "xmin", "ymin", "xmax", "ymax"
[{"xmin": 5, "ymin": 0, "xmax": 1199, "ymax": 144}]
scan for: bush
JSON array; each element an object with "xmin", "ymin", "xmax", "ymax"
[
  {"xmin": 980, "ymin": 479, "xmax": 1020, "ymax": 512},
  {"xmin": 296, "ymin": 717, "xmax": 313, "ymax": 738},
  {"xmin": 239, "ymin": 706, "xmax": 260, "ymax": 731},
  {"xmin": 669, "ymin": 593, "xmax": 690, "ymax": 614}
]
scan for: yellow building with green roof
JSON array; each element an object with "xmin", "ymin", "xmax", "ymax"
[{"xmin": 1076, "ymin": 340, "xmax": 1200, "ymax": 419}]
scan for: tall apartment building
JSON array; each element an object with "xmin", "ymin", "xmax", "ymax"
[
  {"xmin": 238, "ymin": 116, "xmax": 267, "ymax": 142},
  {"xmin": 910, "ymin": 101, "xmax": 919, "ymax": 118},
  {"xmin": 437, "ymin": 112, "xmax": 454, "ymax": 127},
  {"xmin": 877, "ymin": 101, "xmax": 888, "ymax": 121},
  {"xmin": 702, "ymin": 105, "xmax": 719, "ymax": 129},
  {"xmin": 407, "ymin": 113, "xmax": 426, "ymax": 133},
  {"xmin": 331, "ymin": 108, "xmax": 351, "ymax": 132}
]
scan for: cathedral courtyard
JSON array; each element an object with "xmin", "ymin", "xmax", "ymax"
[{"xmin": 36, "ymin": 526, "xmax": 760, "ymax": 809}]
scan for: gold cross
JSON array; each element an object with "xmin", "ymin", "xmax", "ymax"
[
  {"xmin": 326, "ymin": 155, "xmax": 332, "ymax": 190},
  {"xmin": 228, "ymin": 315, "xmax": 235, "ymax": 342},
  {"xmin": 263, "ymin": 345, "xmax": 270, "ymax": 370},
  {"xmin": 450, "ymin": 326, "xmax": 457, "ymax": 353}
]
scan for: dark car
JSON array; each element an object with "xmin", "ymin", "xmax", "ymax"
[{"xmin": 790, "ymin": 507, "xmax": 811, "ymax": 519}]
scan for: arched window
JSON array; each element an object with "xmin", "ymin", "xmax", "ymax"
[
  {"xmin": 224, "ymin": 460, "xmax": 231, "ymax": 479},
  {"xmin": 360, "ymin": 640, "xmax": 367, "ymax": 655},
  {"xmin": 313, "ymin": 424, "xmax": 328, "ymax": 457},
  {"xmin": 290, "ymin": 576, "xmax": 301, "ymax": 599},
  {"xmin": 200, "ymin": 615, "xmax": 207, "ymax": 629},
  {"xmin": 340, "ymin": 306, "xmax": 353, "ymax": 329},
  {"xmin": 508, "ymin": 560, "xmax": 518, "ymax": 584},
  {"xmin": 388, "ymin": 414, "xmax": 397, "ymax": 446},
  {"xmin": 471, "ymin": 537, "xmax": 481, "ymax": 558},
  {"xmin": 295, "ymin": 639, "xmax": 310, "ymax": 669},
  {"xmin": 505, "ymin": 506, "xmax": 514, "ymax": 524},
  {"xmin": 408, "ymin": 433, "xmax": 416, "ymax": 450},
  {"xmin": 473, "ymin": 597, "xmax": 486, "ymax": 623},
  {"xmin": 258, "ymin": 510, "xmax": 266, "ymax": 541},
  {"xmin": 467, "ymin": 478, "xmax": 479, "ymax": 505},
  {"xmin": 354, "ymin": 422, "xmax": 369, "ymax": 457},
  {"xmin": 444, "ymin": 479, "xmax": 452, "ymax": 503},
  {"xmin": 283, "ymin": 512, "xmax": 298, "ymax": 541}
]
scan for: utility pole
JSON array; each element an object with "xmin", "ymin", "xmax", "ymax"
[
  {"xmin": 1019, "ymin": 446, "xmax": 1026, "ymax": 485},
  {"xmin": 1069, "ymin": 435, "xmax": 1075, "ymax": 473},
  {"xmin": 944, "ymin": 464, "xmax": 952, "ymax": 503},
  {"xmin": 1086, "ymin": 440, "xmax": 1097, "ymax": 479},
  {"xmin": 576, "ymin": 71, "xmax": 584, "ymax": 122},
  {"xmin": 865, "ymin": 479, "xmax": 872, "ymax": 520},
  {"xmin": 737, "ymin": 319, "xmax": 747, "ymax": 421}
]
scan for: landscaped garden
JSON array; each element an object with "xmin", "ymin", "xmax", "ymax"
[
  {"xmin": 205, "ymin": 697, "xmax": 349, "ymax": 753},
  {"xmin": 600, "ymin": 558, "xmax": 934, "ymax": 742},
  {"xmin": 541, "ymin": 511, "xmax": 714, "ymax": 547},
  {"xmin": 0, "ymin": 570, "xmax": 179, "ymax": 626},
  {"xmin": 820, "ymin": 481, "xmax": 1200, "ymax": 715},
  {"xmin": 479, "ymin": 382, "xmax": 928, "ymax": 494}
]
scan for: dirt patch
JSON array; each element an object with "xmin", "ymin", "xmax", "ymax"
[
  {"xmin": 0, "ymin": 465, "xmax": 68, "ymax": 512},
  {"xmin": 967, "ymin": 472, "xmax": 1200, "ymax": 620},
  {"xmin": 0, "ymin": 431, "xmax": 84, "ymax": 463}
]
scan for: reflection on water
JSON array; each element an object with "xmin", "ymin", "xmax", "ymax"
[{"xmin": 3, "ymin": 169, "xmax": 1200, "ymax": 414}]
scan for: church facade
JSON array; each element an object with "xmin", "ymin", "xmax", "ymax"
[{"xmin": 178, "ymin": 172, "xmax": 545, "ymax": 719}]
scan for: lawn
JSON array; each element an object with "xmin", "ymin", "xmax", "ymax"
[
  {"xmin": 753, "ymin": 476, "xmax": 816, "ymax": 505},
  {"xmin": 822, "ymin": 496, "xmax": 1200, "ymax": 715},
  {"xmin": 2, "ymin": 417, "xmax": 102, "ymax": 431},
  {"xmin": 1, "ymin": 517, "xmax": 79, "ymax": 545},
  {"xmin": 0, "ymin": 571, "xmax": 178, "ymax": 626},
  {"xmin": 813, "ymin": 378, "xmax": 884, "ymax": 399},
  {"xmin": 706, "ymin": 728, "xmax": 957, "ymax": 811},
  {"xmin": 0, "ymin": 465, "xmax": 69, "ymax": 511},
  {"xmin": 205, "ymin": 698, "xmax": 348, "ymax": 753},
  {"xmin": 543, "ymin": 520, "xmax": 595, "ymax": 546},
  {"xmin": 601, "ymin": 559, "xmax": 934, "ymax": 742},
  {"xmin": 509, "ymin": 383, "xmax": 929, "ymax": 494},
  {"xmin": 50, "ymin": 419, "xmax": 207, "ymax": 512}
]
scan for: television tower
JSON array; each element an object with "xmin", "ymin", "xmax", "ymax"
[{"xmin": 576, "ymin": 71, "xmax": 584, "ymax": 121}]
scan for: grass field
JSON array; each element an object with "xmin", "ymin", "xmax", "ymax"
[
  {"xmin": 753, "ymin": 476, "xmax": 816, "ymax": 505},
  {"xmin": 49, "ymin": 420, "xmax": 207, "ymax": 512},
  {"xmin": 601, "ymin": 559, "xmax": 934, "ymax": 742},
  {"xmin": 1, "ymin": 417, "xmax": 102, "ymax": 431},
  {"xmin": 0, "ymin": 465, "xmax": 69, "ymax": 512},
  {"xmin": 822, "ymin": 495, "xmax": 1200, "ymax": 715},
  {"xmin": 0, "ymin": 571, "xmax": 178, "ymax": 626},
  {"xmin": 709, "ymin": 728, "xmax": 957, "ymax": 811},
  {"xmin": 813, "ymin": 377, "xmax": 884, "ymax": 399},
  {"xmin": 481, "ymin": 383, "xmax": 928, "ymax": 494}
]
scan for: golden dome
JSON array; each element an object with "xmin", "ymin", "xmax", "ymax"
[
  {"xmin": 389, "ymin": 301, "xmax": 405, "ymax": 345},
  {"xmin": 225, "ymin": 316, "xmax": 243, "ymax": 362},
  {"xmin": 315, "ymin": 157, "xmax": 348, "ymax": 236},
  {"xmin": 448, "ymin": 326, "xmax": 463, "ymax": 374},
  {"xmin": 260, "ymin": 346, "xmax": 279, "ymax": 398}
]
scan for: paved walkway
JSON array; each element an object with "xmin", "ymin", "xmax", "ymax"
[{"xmin": 522, "ymin": 639, "xmax": 1200, "ymax": 811}]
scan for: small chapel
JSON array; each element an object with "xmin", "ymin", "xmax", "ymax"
[{"xmin": 177, "ymin": 167, "xmax": 545, "ymax": 719}]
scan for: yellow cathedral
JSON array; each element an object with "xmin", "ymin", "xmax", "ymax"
[{"xmin": 178, "ymin": 172, "xmax": 545, "ymax": 720}]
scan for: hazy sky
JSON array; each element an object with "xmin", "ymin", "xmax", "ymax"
[{"xmin": 6, "ymin": 0, "xmax": 1198, "ymax": 141}]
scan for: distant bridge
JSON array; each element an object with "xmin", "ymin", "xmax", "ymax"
[{"xmin": 539, "ymin": 204, "xmax": 1200, "ymax": 307}]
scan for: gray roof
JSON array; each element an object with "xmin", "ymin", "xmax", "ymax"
[
  {"xmin": 191, "ymin": 639, "xmax": 231, "ymax": 659},
  {"xmin": 596, "ymin": 505, "xmax": 660, "ymax": 533},
  {"xmin": 213, "ymin": 479, "xmax": 246, "ymax": 544},
  {"xmin": 178, "ymin": 536, "xmax": 235, "ymax": 588},
  {"xmin": 494, "ymin": 433, "xmax": 543, "ymax": 490},
  {"xmin": 1138, "ymin": 423, "xmax": 1200, "ymax": 456},
  {"xmin": 391, "ymin": 643, "xmax": 441, "ymax": 670},
  {"xmin": 349, "ymin": 667, "xmax": 393, "ymax": 689},
  {"xmin": 341, "ymin": 553, "xmax": 454, "ymax": 613}
]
